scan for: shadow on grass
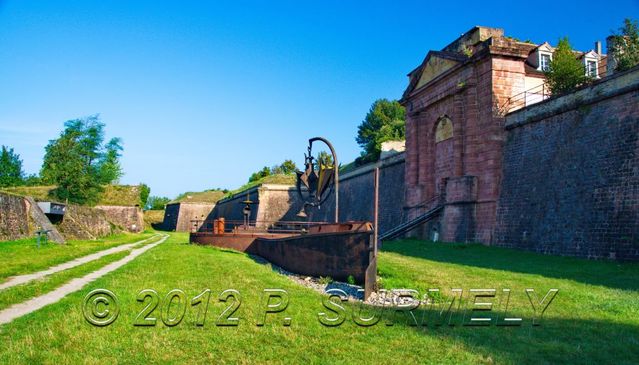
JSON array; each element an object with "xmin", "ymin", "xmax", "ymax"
[
  {"xmin": 372, "ymin": 306, "xmax": 639, "ymax": 364},
  {"xmin": 382, "ymin": 239, "xmax": 639, "ymax": 291}
]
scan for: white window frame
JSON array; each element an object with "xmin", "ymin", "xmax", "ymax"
[
  {"xmin": 539, "ymin": 52, "xmax": 552, "ymax": 71},
  {"xmin": 584, "ymin": 58, "xmax": 599, "ymax": 78}
]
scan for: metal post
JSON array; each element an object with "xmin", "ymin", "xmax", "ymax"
[{"xmin": 373, "ymin": 167, "xmax": 379, "ymax": 254}]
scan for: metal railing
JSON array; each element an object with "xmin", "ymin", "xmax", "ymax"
[
  {"xmin": 503, "ymin": 61, "xmax": 610, "ymax": 114},
  {"xmin": 404, "ymin": 194, "xmax": 441, "ymax": 212},
  {"xmin": 380, "ymin": 205, "xmax": 443, "ymax": 241},
  {"xmin": 503, "ymin": 83, "xmax": 551, "ymax": 114},
  {"xmin": 191, "ymin": 219, "xmax": 328, "ymax": 234}
]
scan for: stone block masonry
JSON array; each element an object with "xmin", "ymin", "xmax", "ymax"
[
  {"xmin": 163, "ymin": 202, "xmax": 215, "ymax": 232},
  {"xmin": 0, "ymin": 193, "xmax": 33, "ymax": 241},
  {"xmin": 204, "ymin": 184, "xmax": 306, "ymax": 230},
  {"xmin": 494, "ymin": 66, "xmax": 639, "ymax": 260},
  {"xmin": 95, "ymin": 206, "xmax": 145, "ymax": 233},
  {"xmin": 0, "ymin": 192, "xmax": 147, "ymax": 242},
  {"xmin": 310, "ymin": 152, "xmax": 406, "ymax": 235}
]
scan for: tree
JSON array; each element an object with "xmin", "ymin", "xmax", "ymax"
[
  {"xmin": 279, "ymin": 159, "xmax": 297, "ymax": 174},
  {"xmin": 97, "ymin": 138, "xmax": 124, "ymax": 184},
  {"xmin": 544, "ymin": 37, "xmax": 589, "ymax": 95},
  {"xmin": 139, "ymin": 183, "xmax": 151, "ymax": 207},
  {"xmin": 0, "ymin": 145, "xmax": 24, "ymax": 187},
  {"xmin": 611, "ymin": 18, "xmax": 639, "ymax": 72},
  {"xmin": 23, "ymin": 174, "xmax": 42, "ymax": 186},
  {"xmin": 248, "ymin": 166, "xmax": 271, "ymax": 182},
  {"xmin": 41, "ymin": 115, "xmax": 124, "ymax": 205},
  {"xmin": 146, "ymin": 195, "xmax": 171, "ymax": 210},
  {"xmin": 316, "ymin": 151, "xmax": 333, "ymax": 167},
  {"xmin": 355, "ymin": 99, "xmax": 405, "ymax": 164}
]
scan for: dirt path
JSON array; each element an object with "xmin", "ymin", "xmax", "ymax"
[
  {"xmin": 0, "ymin": 234, "xmax": 169, "ymax": 326},
  {"xmin": 0, "ymin": 234, "xmax": 162, "ymax": 291}
]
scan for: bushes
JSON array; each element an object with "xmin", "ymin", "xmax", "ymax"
[{"xmin": 544, "ymin": 37, "xmax": 590, "ymax": 95}]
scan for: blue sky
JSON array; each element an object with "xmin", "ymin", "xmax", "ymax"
[{"xmin": 1, "ymin": 1, "xmax": 637, "ymax": 198}]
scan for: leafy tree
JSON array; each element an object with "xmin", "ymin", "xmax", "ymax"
[
  {"xmin": 316, "ymin": 151, "xmax": 333, "ymax": 167},
  {"xmin": 248, "ymin": 166, "xmax": 271, "ymax": 182},
  {"xmin": 41, "ymin": 115, "xmax": 123, "ymax": 205},
  {"xmin": 23, "ymin": 174, "xmax": 42, "ymax": 186},
  {"xmin": 250, "ymin": 160, "xmax": 298, "ymax": 182},
  {"xmin": 279, "ymin": 159, "xmax": 297, "ymax": 174},
  {"xmin": 544, "ymin": 37, "xmax": 589, "ymax": 94},
  {"xmin": 611, "ymin": 18, "xmax": 639, "ymax": 72},
  {"xmin": 98, "ymin": 138, "xmax": 124, "ymax": 184},
  {"xmin": 0, "ymin": 145, "xmax": 24, "ymax": 187},
  {"xmin": 355, "ymin": 99, "xmax": 405, "ymax": 164},
  {"xmin": 146, "ymin": 195, "xmax": 171, "ymax": 210},
  {"xmin": 270, "ymin": 164, "xmax": 283, "ymax": 175},
  {"xmin": 139, "ymin": 183, "xmax": 151, "ymax": 207}
]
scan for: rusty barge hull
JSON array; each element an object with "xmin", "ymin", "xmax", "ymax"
[{"xmin": 190, "ymin": 222, "xmax": 377, "ymax": 298}]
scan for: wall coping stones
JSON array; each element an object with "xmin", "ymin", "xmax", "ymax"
[
  {"xmin": 215, "ymin": 183, "xmax": 296, "ymax": 205},
  {"xmin": 505, "ymin": 65, "xmax": 639, "ymax": 129},
  {"xmin": 340, "ymin": 152, "xmax": 406, "ymax": 182}
]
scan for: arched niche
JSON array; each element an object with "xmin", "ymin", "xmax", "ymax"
[{"xmin": 435, "ymin": 116, "xmax": 453, "ymax": 143}]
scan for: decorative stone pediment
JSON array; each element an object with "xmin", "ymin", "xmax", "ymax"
[
  {"xmin": 414, "ymin": 52, "xmax": 462, "ymax": 90},
  {"xmin": 582, "ymin": 50, "xmax": 600, "ymax": 60}
]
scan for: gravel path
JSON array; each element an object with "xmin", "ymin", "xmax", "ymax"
[
  {"xmin": 0, "ymin": 234, "xmax": 169, "ymax": 326},
  {"xmin": 0, "ymin": 234, "xmax": 163, "ymax": 291}
]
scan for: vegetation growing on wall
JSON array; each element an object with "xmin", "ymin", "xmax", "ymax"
[
  {"xmin": 248, "ymin": 160, "xmax": 298, "ymax": 183},
  {"xmin": 544, "ymin": 37, "xmax": 590, "ymax": 94},
  {"xmin": 610, "ymin": 18, "xmax": 639, "ymax": 72}
]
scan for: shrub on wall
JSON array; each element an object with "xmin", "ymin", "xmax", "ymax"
[
  {"xmin": 610, "ymin": 18, "xmax": 639, "ymax": 72},
  {"xmin": 544, "ymin": 37, "xmax": 590, "ymax": 95}
]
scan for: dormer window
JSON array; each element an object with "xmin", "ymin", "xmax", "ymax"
[
  {"xmin": 586, "ymin": 59, "xmax": 598, "ymax": 78},
  {"xmin": 539, "ymin": 53, "xmax": 552, "ymax": 71}
]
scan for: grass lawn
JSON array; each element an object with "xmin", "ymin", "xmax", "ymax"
[
  {"xmin": 0, "ymin": 250, "xmax": 131, "ymax": 311},
  {"xmin": 0, "ymin": 233, "xmax": 637, "ymax": 364},
  {"xmin": 0, "ymin": 232, "xmax": 156, "ymax": 281}
]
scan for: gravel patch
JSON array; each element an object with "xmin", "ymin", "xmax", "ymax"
[{"xmin": 250, "ymin": 255, "xmax": 423, "ymax": 307}]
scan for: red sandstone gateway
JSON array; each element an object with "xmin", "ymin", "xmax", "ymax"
[{"xmin": 190, "ymin": 220, "xmax": 377, "ymax": 299}]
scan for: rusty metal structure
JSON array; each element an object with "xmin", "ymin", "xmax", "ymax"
[
  {"xmin": 296, "ymin": 137, "xmax": 339, "ymax": 222},
  {"xmin": 189, "ymin": 137, "xmax": 377, "ymax": 299}
]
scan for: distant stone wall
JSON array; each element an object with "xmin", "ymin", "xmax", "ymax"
[
  {"xmin": 95, "ymin": 205, "xmax": 144, "ymax": 233},
  {"xmin": 0, "ymin": 193, "xmax": 148, "ymax": 242},
  {"xmin": 0, "ymin": 193, "xmax": 32, "ymax": 241},
  {"xmin": 309, "ymin": 153, "xmax": 406, "ymax": 235},
  {"xmin": 494, "ymin": 66, "xmax": 639, "ymax": 259},
  {"xmin": 56, "ymin": 204, "xmax": 114, "ymax": 240},
  {"xmin": 206, "ymin": 184, "xmax": 304, "ymax": 229},
  {"xmin": 163, "ymin": 202, "xmax": 215, "ymax": 232}
]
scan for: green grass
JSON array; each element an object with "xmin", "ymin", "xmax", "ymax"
[
  {"xmin": 171, "ymin": 190, "xmax": 226, "ymax": 204},
  {"xmin": 98, "ymin": 185, "xmax": 143, "ymax": 206},
  {"xmin": 224, "ymin": 174, "xmax": 296, "ymax": 198},
  {"xmin": 0, "ymin": 250, "xmax": 132, "ymax": 311},
  {"xmin": 0, "ymin": 234, "xmax": 637, "ymax": 364},
  {"xmin": 0, "ymin": 232, "xmax": 155, "ymax": 280},
  {"xmin": 0, "ymin": 185, "xmax": 57, "ymax": 201},
  {"xmin": 0, "ymin": 185, "xmax": 142, "ymax": 206}
]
